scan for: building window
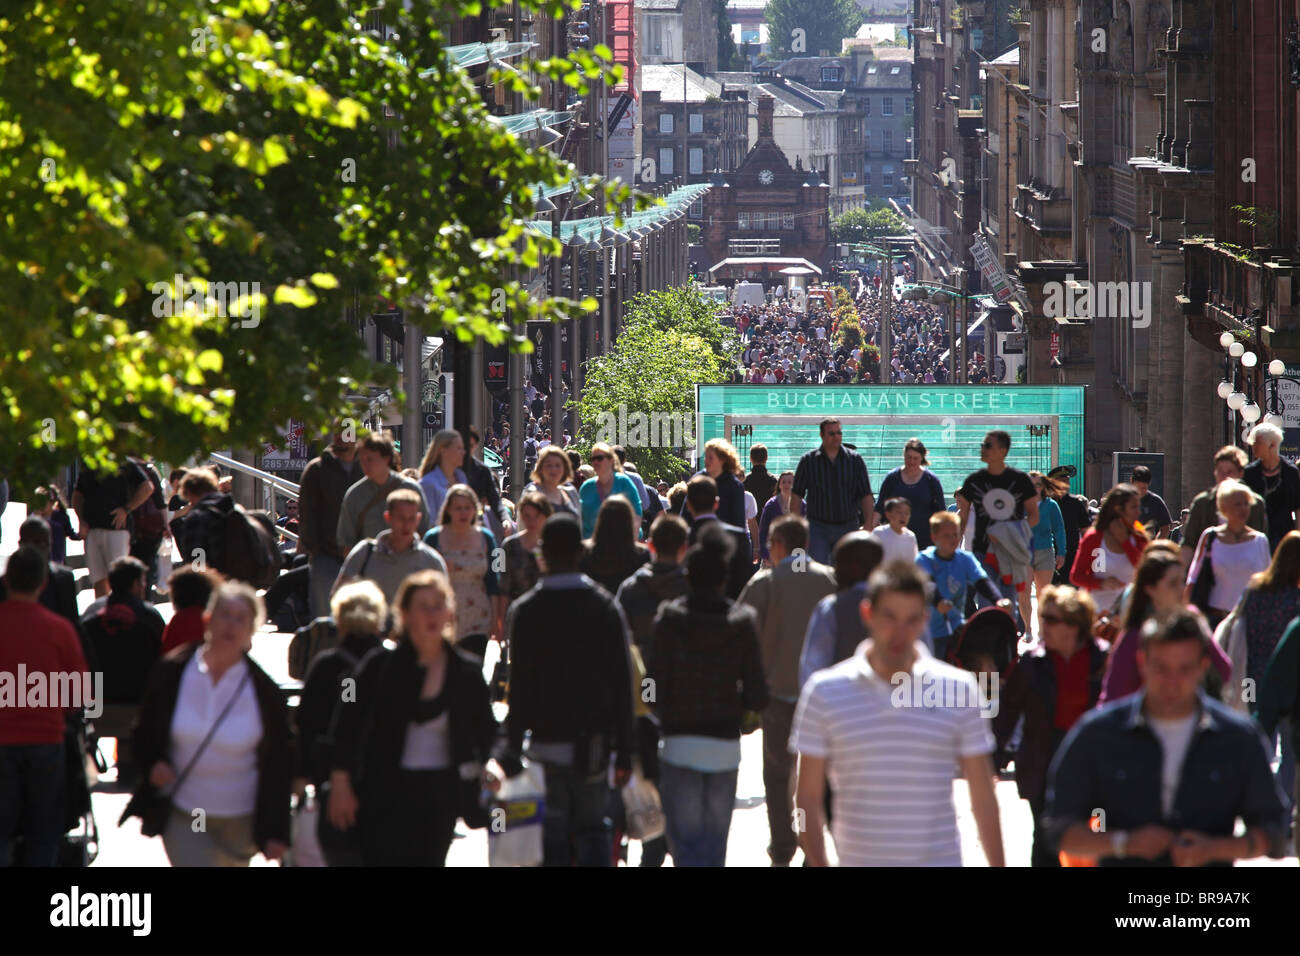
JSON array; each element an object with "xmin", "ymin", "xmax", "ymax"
[
  {"xmin": 690, "ymin": 197, "xmax": 703, "ymax": 218},
  {"xmin": 783, "ymin": 213, "xmax": 795, "ymax": 230},
  {"xmin": 883, "ymin": 168, "xmax": 894, "ymax": 188},
  {"xmin": 659, "ymin": 147, "xmax": 674, "ymax": 175},
  {"xmin": 883, "ymin": 97, "xmax": 894, "ymax": 117},
  {"xmin": 890, "ymin": 66, "xmax": 901, "ymax": 75},
  {"xmin": 738, "ymin": 211, "xmax": 750, "ymax": 230},
  {"xmin": 904, "ymin": 97, "xmax": 912, "ymax": 115},
  {"xmin": 864, "ymin": 130, "xmax": 871, "ymax": 151},
  {"xmin": 883, "ymin": 129, "xmax": 893, "ymax": 154},
  {"xmin": 821, "ymin": 67, "xmax": 841, "ymax": 83},
  {"xmin": 863, "ymin": 168, "xmax": 872, "ymax": 187},
  {"xmin": 864, "ymin": 97, "xmax": 871, "ymax": 116},
  {"xmin": 659, "ymin": 113, "xmax": 674, "ymax": 134},
  {"xmin": 689, "ymin": 112, "xmax": 703, "ymax": 133},
  {"xmin": 689, "ymin": 148, "xmax": 703, "ymax": 174}
]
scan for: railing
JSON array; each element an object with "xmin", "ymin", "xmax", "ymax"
[{"xmin": 207, "ymin": 452, "xmax": 300, "ymax": 539}]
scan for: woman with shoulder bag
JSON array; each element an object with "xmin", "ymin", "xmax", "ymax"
[
  {"xmin": 1098, "ymin": 543, "xmax": 1232, "ymax": 705},
  {"xmin": 1185, "ymin": 479, "xmax": 1272, "ymax": 631},
  {"xmin": 325, "ymin": 569, "xmax": 497, "ymax": 866},
  {"xmin": 122, "ymin": 580, "xmax": 291, "ymax": 866}
]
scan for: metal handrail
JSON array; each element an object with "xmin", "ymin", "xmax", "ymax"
[{"xmin": 207, "ymin": 452, "xmax": 300, "ymax": 498}]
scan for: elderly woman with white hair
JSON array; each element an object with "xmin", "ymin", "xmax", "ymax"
[
  {"xmin": 293, "ymin": 581, "xmax": 388, "ymax": 800},
  {"xmin": 1241, "ymin": 421, "xmax": 1300, "ymax": 553},
  {"xmin": 124, "ymin": 580, "xmax": 292, "ymax": 866},
  {"xmin": 1185, "ymin": 479, "xmax": 1272, "ymax": 629}
]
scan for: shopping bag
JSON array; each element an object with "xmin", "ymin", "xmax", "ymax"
[
  {"xmin": 488, "ymin": 761, "xmax": 545, "ymax": 867},
  {"xmin": 155, "ymin": 540, "xmax": 173, "ymax": 594},
  {"xmin": 287, "ymin": 790, "xmax": 326, "ymax": 868},
  {"xmin": 620, "ymin": 769, "xmax": 665, "ymax": 843}
]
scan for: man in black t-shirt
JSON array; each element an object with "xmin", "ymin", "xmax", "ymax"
[
  {"xmin": 71, "ymin": 458, "xmax": 155, "ymax": 598},
  {"xmin": 1130, "ymin": 465, "xmax": 1173, "ymax": 538},
  {"xmin": 1048, "ymin": 465, "xmax": 1090, "ymax": 586},
  {"xmin": 1241, "ymin": 423, "xmax": 1300, "ymax": 553},
  {"xmin": 958, "ymin": 431, "xmax": 1039, "ymax": 621}
]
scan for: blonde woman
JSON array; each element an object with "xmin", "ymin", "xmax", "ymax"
[
  {"xmin": 423, "ymin": 485, "xmax": 504, "ymax": 661},
  {"xmin": 579, "ymin": 441, "xmax": 642, "ymax": 538},
  {"xmin": 1185, "ymin": 478, "xmax": 1272, "ymax": 629},
  {"xmin": 688, "ymin": 438, "xmax": 747, "ymax": 534},
  {"xmin": 418, "ymin": 429, "xmax": 468, "ymax": 528},
  {"xmin": 524, "ymin": 445, "xmax": 580, "ymax": 517},
  {"xmin": 327, "ymin": 570, "xmax": 497, "ymax": 866}
]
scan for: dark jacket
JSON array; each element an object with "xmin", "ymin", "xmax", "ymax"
[
  {"xmin": 329, "ymin": 638, "xmax": 496, "ymax": 820},
  {"xmin": 580, "ymin": 542, "xmax": 651, "ymax": 597},
  {"xmin": 688, "ymin": 516, "xmax": 754, "ymax": 600},
  {"xmin": 743, "ymin": 466, "xmax": 777, "ymax": 511},
  {"xmin": 1044, "ymin": 690, "xmax": 1288, "ymax": 864},
  {"xmin": 685, "ymin": 469, "xmax": 748, "ymax": 533},
  {"xmin": 650, "ymin": 592, "xmax": 769, "ymax": 739},
  {"xmin": 129, "ymin": 643, "xmax": 292, "ymax": 850},
  {"xmin": 169, "ymin": 492, "xmax": 234, "ymax": 571},
  {"xmin": 498, "ymin": 578, "xmax": 635, "ymax": 774},
  {"xmin": 615, "ymin": 562, "xmax": 689, "ymax": 664},
  {"xmin": 82, "ymin": 592, "xmax": 165, "ymax": 704},
  {"xmin": 993, "ymin": 640, "xmax": 1109, "ymax": 803},
  {"xmin": 298, "ymin": 449, "xmax": 362, "ymax": 560},
  {"xmin": 294, "ymin": 634, "xmax": 383, "ymax": 782}
]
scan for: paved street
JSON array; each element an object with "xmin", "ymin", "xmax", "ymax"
[{"xmin": 3, "ymin": 502, "xmax": 1293, "ymax": 867}]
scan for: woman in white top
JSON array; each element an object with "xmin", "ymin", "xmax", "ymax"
[
  {"xmin": 125, "ymin": 581, "xmax": 291, "ymax": 867},
  {"xmin": 417, "ymin": 429, "xmax": 468, "ymax": 528},
  {"xmin": 1185, "ymin": 479, "xmax": 1272, "ymax": 629}
]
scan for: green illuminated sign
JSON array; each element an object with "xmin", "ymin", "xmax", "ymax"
[{"xmin": 697, "ymin": 384, "xmax": 1087, "ymax": 499}]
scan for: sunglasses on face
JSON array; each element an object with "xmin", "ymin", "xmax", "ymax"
[{"xmin": 590, "ymin": 454, "xmax": 610, "ymax": 463}]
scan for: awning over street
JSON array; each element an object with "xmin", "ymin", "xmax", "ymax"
[{"xmin": 708, "ymin": 257, "xmax": 823, "ymax": 279}]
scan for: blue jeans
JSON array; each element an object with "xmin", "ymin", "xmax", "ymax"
[
  {"xmin": 808, "ymin": 519, "xmax": 859, "ymax": 565},
  {"xmin": 0, "ymin": 743, "xmax": 67, "ymax": 867},
  {"xmin": 658, "ymin": 763, "xmax": 738, "ymax": 867},
  {"xmin": 540, "ymin": 762, "xmax": 613, "ymax": 867},
  {"xmin": 308, "ymin": 553, "xmax": 343, "ymax": 621}
]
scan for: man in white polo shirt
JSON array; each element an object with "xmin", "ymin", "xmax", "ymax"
[{"xmin": 790, "ymin": 560, "xmax": 1005, "ymax": 866}]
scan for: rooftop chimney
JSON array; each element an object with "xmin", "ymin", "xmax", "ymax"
[{"xmin": 757, "ymin": 93, "xmax": 774, "ymax": 143}]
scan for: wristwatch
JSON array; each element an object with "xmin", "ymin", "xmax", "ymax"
[{"xmin": 1111, "ymin": 830, "xmax": 1129, "ymax": 859}]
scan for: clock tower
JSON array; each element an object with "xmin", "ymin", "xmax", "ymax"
[{"xmin": 701, "ymin": 93, "xmax": 830, "ymax": 274}]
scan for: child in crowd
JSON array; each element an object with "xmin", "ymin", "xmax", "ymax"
[
  {"xmin": 871, "ymin": 498, "xmax": 918, "ymax": 564},
  {"xmin": 915, "ymin": 511, "xmax": 1009, "ymax": 660}
]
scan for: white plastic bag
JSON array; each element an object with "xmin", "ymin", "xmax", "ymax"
[
  {"xmin": 155, "ymin": 539, "xmax": 173, "ymax": 594},
  {"xmin": 287, "ymin": 790, "xmax": 326, "ymax": 867},
  {"xmin": 621, "ymin": 768, "xmax": 665, "ymax": 843},
  {"xmin": 488, "ymin": 761, "xmax": 545, "ymax": 867}
]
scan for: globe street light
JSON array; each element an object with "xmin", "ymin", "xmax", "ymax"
[
  {"xmin": 1227, "ymin": 390, "xmax": 1246, "ymax": 410},
  {"xmin": 1269, "ymin": 358, "xmax": 1286, "ymax": 376},
  {"xmin": 1242, "ymin": 402, "xmax": 1262, "ymax": 424},
  {"xmin": 1217, "ymin": 380, "xmax": 1233, "ymax": 399},
  {"xmin": 1220, "ymin": 332, "xmax": 1236, "ymax": 349}
]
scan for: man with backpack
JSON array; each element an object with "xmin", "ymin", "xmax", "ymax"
[
  {"xmin": 332, "ymin": 489, "xmax": 446, "ymax": 605},
  {"xmin": 169, "ymin": 467, "xmax": 281, "ymax": 589}
]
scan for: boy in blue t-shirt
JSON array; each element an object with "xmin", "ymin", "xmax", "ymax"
[{"xmin": 915, "ymin": 511, "xmax": 1007, "ymax": 660}]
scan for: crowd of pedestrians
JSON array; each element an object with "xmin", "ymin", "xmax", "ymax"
[{"xmin": 4, "ymin": 417, "xmax": 1300, "ymax": 869}]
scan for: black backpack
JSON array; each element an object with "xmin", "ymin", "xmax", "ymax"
[{"xmin": 219, "ymin": 506, "xmax": 282, "ymax": 589}]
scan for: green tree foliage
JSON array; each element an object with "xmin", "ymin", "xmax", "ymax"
[
  {"xmin": 765, "ymin": 0, "xmax": 863, "ymax": 58},
  {"xmin": 716, "ymin": 0, "xmax": 744, "ymax": 70},
  {"xmin": 571, "ymin": 287, "xmax": 739, "ymax": 484},
  {"xmin": 830, "ymin": 205, "xmax": 908, "ymax": 243},
  {"xmin": 0, "ymin": 0, "xmax": 621, "ymax": 492}
]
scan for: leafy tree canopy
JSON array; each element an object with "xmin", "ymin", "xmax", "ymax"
[
  {"xmin": 0, "ymin": 0, "xmax": 629, "ymax": 493},
  {"xmin": 764, "ymin": 0, "xmax": 863, "ymax": 58}
]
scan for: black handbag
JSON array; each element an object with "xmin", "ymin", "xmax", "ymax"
[
  {"xmin": 1188, "ymin": 529, "xmax": 1217, "ymax": 615},
  {"xmin": 120, "ymin": 670, "xmax": 251, "ymax": 838}
]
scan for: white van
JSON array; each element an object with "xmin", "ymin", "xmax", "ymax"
[{"xmin": 732, "ymin": 281, "xmax": 766, "ymax": 308}]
